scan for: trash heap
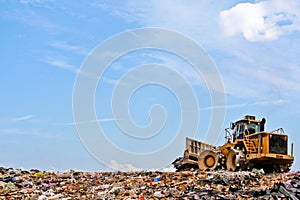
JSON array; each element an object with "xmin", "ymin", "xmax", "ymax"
[{"xmin": 0, "ymin": 166, "xmax": 299, "ymax": 199}]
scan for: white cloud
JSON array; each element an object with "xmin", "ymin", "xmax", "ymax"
[
  {"xmin": 201, "ymin": 103, "xmax": 246, "ymax": 111},
  {"xmin": 13, "ymin": 115, "xmax": 34, "ymax": 121},
  {"xmin": 41, "ymin": 56, "xmax": 98, "ymax": 79},
  {"xmin": 102, "ymin": 50, "xmax": 207, "ymax": 90},
  {"xmin": 61, "ymin": 118, "xmax": 121, "ymax": 126},
  {"xmin": 49, "ymin": 41, "xmax": 89, "ymax": 55},
  {"xmin": 253, "ymin": 99, "xmax": 286, "ymax": 106},
  {"xmin": 0, "ymin": 128, "xmax": 28, "ymax": 135},
  {"xmin": 109, "ymin": 160, "xmax": 141, "ymax": 171},
  {"xmin": 90, "ymin": 1, "xmax": 300, "ymax": 103},
  {"xmin": 19, "ymin": 0, "xmax": 48, "ymax": 4},
  {"xmin": 2, "ymin": 9, "xmax": 63, "ymax": 34},
  {"xmin": 43, "ymin": 57, "xmax": 79, "ymax": 73},
  {"xmin": 101, "ymin": 77, "xmax": 120, "ymax": 85},
  {"xmin": 219, "ymin": 0, "xmax": 300, "ymax": 41},
  {"xmin": 137, "ymin": 52, "xmax": 207, "ymax": 87},
  {"xmin": 0, "ymin": 128, "xmax": 60, "ymax": 139},
  {"xmin": 201, "ymin": 99, "xmax": 286, "ymax": 111},
  {"xmin": 97, "ymin": 1, "xmax": 222, "ymax": 42}
]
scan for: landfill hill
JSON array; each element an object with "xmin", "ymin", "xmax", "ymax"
[{"xmin": 0, "ymin": 167, "xmax": 299, "ymax": 199}]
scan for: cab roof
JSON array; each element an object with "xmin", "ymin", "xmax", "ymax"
[{"xmin": 235, "ymin": 115, "xmax": 262, "ymax": 124}]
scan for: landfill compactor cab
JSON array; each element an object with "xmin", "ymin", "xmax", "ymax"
[{"xmin": 173, "ymin": 115, "xmax": 294, "ymax": 172}]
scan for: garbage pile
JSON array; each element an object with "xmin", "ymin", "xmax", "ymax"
[{"xmin": 0, "ymin": 166, "xmax": 299, "ymax": 199}]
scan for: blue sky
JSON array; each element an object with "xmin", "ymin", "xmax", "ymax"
[{"xmin": 1, "ymin": 0, "xmax": 300, "ymax": 171}]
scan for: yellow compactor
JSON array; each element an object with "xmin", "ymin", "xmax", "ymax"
[{"xmin": 173, "ymin": 115, "xmax": 294, "ymax": 172}]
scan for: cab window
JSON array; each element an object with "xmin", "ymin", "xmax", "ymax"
[{"xmin": 247, "ymin": 123, "xmax": 259, "ymax": 134}]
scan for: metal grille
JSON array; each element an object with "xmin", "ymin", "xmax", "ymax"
[{"xmin": 269, "ymin": 135, "xmax": 287, "ymax": 155}]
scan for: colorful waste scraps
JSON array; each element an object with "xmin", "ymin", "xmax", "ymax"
[{"xmin": 0, "ymin": 167, "xmax": 299, "ymax": 199}]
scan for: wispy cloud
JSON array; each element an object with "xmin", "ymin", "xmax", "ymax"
[
  {"xmin": 13, "ymin": 115, "xmax": 34, "ymax": 121},
  {"xmin": 19, "ymin": 0, "xmax": 50, "ymax": 5},
  {"xmin": 253, "ymin": 99, "xmax": 286, "ymax": 106},
  {"xmin": 102, "ymin": 77, "xmax": 120, "ymax": 85},
  {"xmin": 111, "ymin": 1, "xmax": 213, "ymax": 31},
  {"xmin": 49, "ymin": 41, "xmax": 89, "ymax": 55},
  {"xmin": 42, "ymin": 57, "xmax": 79, "ymax": 74},
  {"xmin": 95, "ymin": 1, "xmax": 300, "ymax": 102},
  {"xmin": 42, "ymin": 56, "xmax": 99, "ymax": 80},
  {"xmin": 109, "ymin": 160, "xmax": 141, "ymax": 171},
  {"xmin": 201, "ymin": 99, "xmax": 286, "ymax": 111},
  {"xmin": 2, "ymin": 9, "xmax": 63, "ymax": 34},
  {"xmin": 89, "ymin": 1, "xmax": 300, "ymax": 106},
  {"xmin": 219, "ymin": 0, "xmax": 300, "ymax": 41},
  {"xmin": 0, "ymin": 128, "xmax": 28, "ymax": 135},
  {"xmin": 101, "ymin": 50, "xmax": 207, "ymax": 89},
  {"xmin": 221, "ymin": 59, "xmax": 300, "ymax": 100},
  {"xmin": 61, "ymin": 118, "xmax": 121, "ymax": 126},
  {"xmin": 90, "ymin": 1, "xmax": 227, "ymax": 47},
  {"xmin": 0, "ymin": 128, "xmax": 60, "ymax": 139},
  {"xmin": 201, "ymin": 103, "xmax": 246, "ymax": 111}
]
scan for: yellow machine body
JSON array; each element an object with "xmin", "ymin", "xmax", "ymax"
[{"xmin": 173, "ymin": 115, "xmax": 294, "ymax": 172}]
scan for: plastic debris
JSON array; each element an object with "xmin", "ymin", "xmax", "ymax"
[
  {"xmin": 1, "ymin": 177, "xmax": 14, "ymax": 183},
  {"xmin": 153, "ymin": 191, "xmax": 163, "ymax": 198},
  {"xmin": 252, "ymin": 168, "xmax": 265, "ymax": 175},
  {"xmin": 0, "ymin": 181, "xmax": 18, "ymax": 195},
  {"xmin": 31, "ymin": 172, "xmax": 44, "ymax": 178},
  {"xmin": 0, "ymin": 166, "xmax": 299, "ymax": 199},
  {"xmin": 153, "ymin": 176, "xmax": 161, "ymax": 182}
]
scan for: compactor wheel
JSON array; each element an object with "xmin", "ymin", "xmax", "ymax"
[
  {"xmin": 226, "ymin": 149, "xmax": 240, "ymax": 171},
  {"xmin": 198, "ymin": 150, "xmax": 218, "ymax": 171},
  {"xmin": 280, "ymin": 164, "xmax": 291, "ymax": 172}
]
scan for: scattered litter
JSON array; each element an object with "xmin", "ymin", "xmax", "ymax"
[
  {"xmin": 0, "ymin": 166, "xmax": 299, "ymax": 199},
  {"xmin": 153, "ymin": 176, "xmax": 161, "ymax": 182},
  {"xmin": 252, "ymin": 168, "xmax": 265, "ymax": 175}
]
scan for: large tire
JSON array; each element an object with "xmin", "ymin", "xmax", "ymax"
[
  {"xmin": 198, "ymin": 150, "xmax": 218, "ymax": 171},
  {"xmin": 280, "ymin": 164, "xmax": 291, "ymax": 172},
  {"xmin": 226, "ymin": 149, "xmax": 238, "ymax": 171}
]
